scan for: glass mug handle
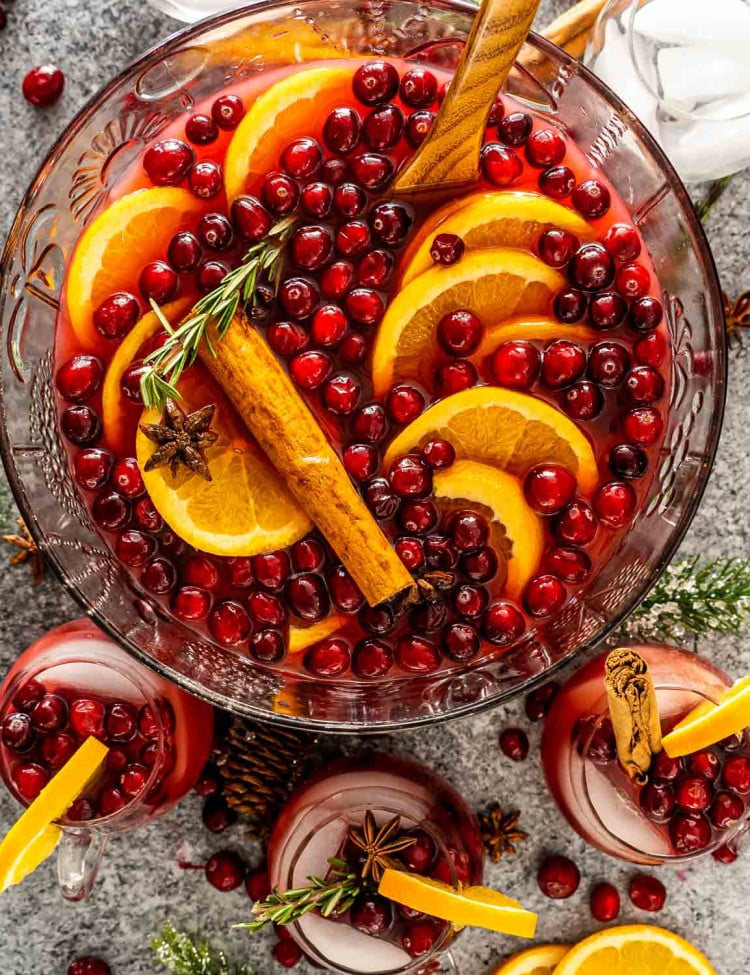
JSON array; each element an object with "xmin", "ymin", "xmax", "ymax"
[{"xmin": 56, "ymin": 827, "xmax": 109, "ymax": 901}]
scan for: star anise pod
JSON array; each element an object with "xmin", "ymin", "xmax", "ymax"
[
  {"xmin": 479, "ymin": 803, "xmax": 527, "ymax": 863},
  {"xmin": 724, "ymin": 290, "xmax": 750, "ymax": 353},
  {"xmin": 347, "ymin": 811, "xmax": 416, "ymax": 885},
  {"xmin": 2, "ymin": 518, "xmax": 44, "ymax": 585},
  {"xmin": 139, "ymin": 400, "xmax": 218, "ymax": 481}
]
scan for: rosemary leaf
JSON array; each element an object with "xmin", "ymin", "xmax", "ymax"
[{"xmin": 151, "ymin": 922, "xmax": 252, "ymax": 975}]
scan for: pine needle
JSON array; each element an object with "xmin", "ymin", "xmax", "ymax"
[{"xmin": 151, "ymin": 923, "xmax": 253, "ymax": 975}]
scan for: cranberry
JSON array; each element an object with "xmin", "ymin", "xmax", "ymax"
[
  {"xmin": 352, "ymin": 61, "xmax": 399, "ymax": 105},
  {"xmin": 336, "ymin": 220, "xmax": 371, "ymax": 258},
  {"xmin": 390, "ymin": 455, "xmax": 432, "ymax": 499},
  {"xmin": 185, "ymin": 113, "xmax": 218, "ymax": 145},
  {"xmin": 172, "ymin": 585, "xmax": 211, "ymax": 621},
  {"xmin": 293, "ymin": 225, "xmax": 333, "ymax": 270},
  {"xmin": 13, "ymin": 762, "xmax": 48, "ymax": 800},
  {"xmin": 543, "ymin": 544, "xmax": 591, "ymax": 583},
  {"xmin": 399, "ymin": 500, "xmax": 437, "ymax": 535},
  {"xmin": 305, "ymin": 638, "xmax": 351, "ymax": 678},
  {"xmin": 120, "ymin": 762, "xmax": 149, "ymax": 798},
  {"xmin": 491, "ymin": 341, "xmax": 541, "ymax": 390},
  {"xmin": 589, "ymin": 291, "xmax": 627, "ymax": 330},
  {"xmin": 588, "ymin": 341, "xmax": 630, "ymax": 386},
  {"xmin": 422, "ymin": 438, "xmax": 455, "ymax": 469},
  {"xmin": 328, "ymin": 565, "xmax": 364, "ymax": 613},
  {"xmin": 712, "ymin": 789, "xmax": 745, "ymax": 829},
  {"xmin": 139, "ymin": 261, "xmax": 178, "ymax": 303},
  {"xmin": 527, "ymin": 130, "xmax": 565, "ymax": 168},
  {"xmin": 287, "ymin": 574, "xmax": 330, "ymax": 622},
  {"xmin": 498, "ymin": 111, "xmax": 533, "ymax": 146},
  {"xmin": 363, "ymin": 105, "xmax": 404, "ymax": 151},
  {"xmin": 554, "ymin": 500, "xmax": 597, "ymax": 545},
  {"xmin": 13, "ymin": 680, "xmax": 45, "ymax": 713},
  {"xmin": 115, "ymin": 530, "xmax": 155, "ymax": 566},
  {"xmin": 1, "ymin": 713, "xmax": 35, "ymax": 752},
  {"xmin": 68, "ymin": 698, "xmax": 105, "ymax": 740},
  {"xmin": 261, "ymin": 172, "xmax": 299, "ymax": 216},
  {"xmin": 111, "ymin": 457, "xmax": 144, "ymax": 498},
  {"xmin": 593, "ymin": 481, "xmax": 636, "ymax": 528},
  {"xmin": 609, "ymin": 443, "xmax": 648, "ymax": 480},
  {"xmin": 449, "ymin": 511, "xmax": 489, "ymax": 553},
  {"xmin": 386, "ymin": 384, "xmax": 425, "ymax": 425},
  {"xmin": 342, "ymin": 443, "xmax": 378, "ymax": 482},
  {"xmin": 572, "ymin": 179, "xmax": 611, "ymax": 219},
  {"xmin": 429, "ymin": 233, "xmax": 465, "ymax": 267},
  {"xmin": 266, "ymin": 321, "xmax": 308, "ymax": 357},
  {"xmin": 524, "ymin": 464, "xmax": 577, "ymax": 514},
  {"xmin": 99, "ymin": 787, "xmax": 127, "ymax": 816},
  {"xmin": 554, "ymin": 288, "xmax": 588, "ymax": 323},
  {"xmin": 604, "ymin": 224, "xmax": 641, "ymax": 263},
  {"xmin": 400, "ymin": 67, "xmax": 438, "ymax": 107},
  {"xmin": 280, "ymin": 137, "xmax": 321, "ymax": 180},
  {"xmin": 300, "ymin": 183, "xmax": 333, "ymax": 222},
  {"xmin": 74, "ymin": 447, "xmax": 113, "ymax": 490},
  {"xmin": 625, "ymin": 366, "xmax": 664, "ymax": 404},
  {"xmin": 290, "ymin": 538, "xmax": 325, "ymax": 574},
  {"xmin": 569, "ymin": 243, "xmax": 614, "ymax": 291},
  {"xmin": 724, "ymin": 755, "xmax": 750, "ymax": 795},
  {"xmin": 229, "ymin": 198, "xmax": 270, "ymax": 244},
  {"xmin": 94, "ymin": 291, "xmax": 141, "ymax": 340},
  {"xmin": 410, "ymin": 598, "xmax": 448, "ymax": 634},
  {"xmin": 481, "ymin": 143, "xmax": 523, "ymax": 186},
  {"xmin": 524, "ymin": 574, "xmax": 566, "ymax": 617},
  {"xmin": 143, "ymin": 138, "xmax": 194, "ymax": 186},
  {"xmin": 322, "ymin": 108, "xmax": 361, "ymax": 157},
  {"xmin": 371, "ymin": 201, "xmax": 412, "ymax": 246},
  {"xmin": 357, "ymin": 251, "xmax": 394, "ymax": 290},
  {"xmin": 102, "ymin": 702, "xmax": 136, "ymax": 743},
  {"xmin": 563, "ymin": 381, "xmax": 603, "ymax": 421},
  {"xmin": 22, "ymin": 64, "xmax": 65, "ymax": 106},
  {"xmin": 350, "ymin": 153, "xmax": 394, "ymax": 190},
  {"xmin": 197, "ymin": 212, "xmax": 233, "ymax": 252},
  {"xmin": 331, "ymin": 184, "xmax": 365, "ymax": 221},
  {"xmin": 539, "ymin": 165, "xmax": 575, "ymax": 198},
  {"xmin": 541, "ymin": 340, "xmax": 586, "ymax": 388},
  {"xmin": 195, "ymin": 764, "xmax": 224, "ymax": 798},
  {"xmin": 92, "ymin": 491, "xmax": 130, "ymax": 531},
  {"xmin": 401, "ymin": 921, "xmax": 439, "ymax": 958},
  {"xmin": 424, "ymin": 535, "xmax": 458, "ymax": 570},
  {"xmin": 499, "ymin": 727, "xmax": 529, "ymax": 761},
  {"xmin": 640, "ymin": 782, "xmax": 675, "ymax": 823},
  {"xmin": 483, "ymin": 601, "xmax": 525, "ymax": 646},
  {"xmin": 437, "ymin": 309, "xmax": 484, "ymax": 356},
  {"xmin": 590, "ymin": 882, "xmax": 620, "ymax": 922},
  {"xmin": 249, "ymin": 629, "xmax": 286, "ymax": 664},
  {"xmin": 250, "ymin": 551, "xmax": 290, "ymax": 593},
  {"xmin": 537, "ymin": 854, "xmax": 580, "ymax": 898},
  {"xmin": 273, "ymin": 941, "xmax": 302, "ymax": 968},
  {"xmin": 30, "ymin": 693, "xmax": 68, "ymax": 732},
  {"xmin": 56, "ymin": 355, "xmax": 104, "ymax": 403},
  {"xmin": 133, "ymin": 498, "xmax": 163, "ymax": 533},
  {"xmin": 211, "ymin": 94, "xmax": 245, "ymax": 130},
  {"xmin": 345, "ymin": 287, "xmax": 385, "ymax": 325},
  {"xmin": 712, "ymin": 843, "xmax": 738, "ymax": 864},
  {"xmin": 434, "ymin": 359, "xmax": 478, "ymax": 396},
  {"xmin": 623, "ymin": 406, "xmax": 664, "ymax": 447},
  {"xmin": 579, "ymin": 716, "xmax": 617, "ymax": 764},
  {"xmin": 688, "ymin": 750, "xmax": 720, "ymax": 782},
  {"xmin": 397, "ymin": 635, "xmax": 441, "ymax": 673},
  {"xmin": 651, "ymin": 751, "xmax": 683, "ymax": 781},
  {"xmin": 67, "ymin": 959, "xmax": 111, "ymax": 975},
  {"xmin": 671, "ymin": 812, "xmax": 713, "ymax": 854},
  {"xmin": 442, "ymin": 622, "xmax": 480, "ymax": 661},
  {"xmin": 400, "ymin": 830, "xmax": 435, "ymax": 874},
  {"xmin": 630, "ymin": 296, "xmax": 663, "ymax": 332},
  {"xmin": 209, "ymin": 601, "xmax": 251, "ymax": 647},
  {"xmin": 395, "ymin": 537, "xmax": 425, "ymax": 571},
  {"xmin": 351, "ymin": 893, "xmax": 393, "ymax": 935},
  {"xmin": 351, "ymin": 403, "xmax": 387, "ymax": 445},
  {"xmin": 352, "ymin": 638, "xmax": 393, "ymax": 678},
  {"xmin": 61, "ymin": 406, "xmax": 101, "ymax": 446},
  {"xmin": 205, "ymin": 850, "xmax": 245, "ymax": 891},
  {"xmin": 196, "ymin": 261, "xmax": 228, "ymax": 293},
  {"xmin": 188, "ymin": 160, "xmax": 222, "ymax": 200},
  {"xmin": 364, "ymin": 477, "xmax": 399, "ymax": 519},
  {"xmin": 203, "ymin": 796, "xmax": 236, "ymax": 833},
  {"xmin": 290, "ymin": 350, "xmax": 331, "ymax": 390},
  {"xmin": 405, "ymin": 110, "xmax": 435, "ymax": 147},
  {"xmin": 538, "ymin": 228, "xmax": 579, "ymax": 268},
  {"xmin": 137, "ymin": 704, "xmax": 161, "ymax": 739},
  {"xmin": 322, "ymin": 158, "xmax": 349, "ymax": 186},
  {"xmin": 166, "ymin": 232, "xmax": 201, "ymax": 272},
  {"xmin": 245, "ymin": 867, "xmax": 270, "ymax": 902},
  {"xmin": 616, "ymin": 263, "xmax": 650, "ymax": 299}
]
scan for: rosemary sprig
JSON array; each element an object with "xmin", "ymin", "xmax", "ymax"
[
  {"xmin": 140, "ymin": 216, "xmax": 297, "ymax": 409},
  {"xmin": 237, "ymin": 858, "xmax": 361, "ymax": 934},
  {"xmin": 151, "ymin": 923, "xmax": 252, "ymax": 975},
  {"xmin": 622, "ymin": 556, "xmax": 750, "ymax": 642}
]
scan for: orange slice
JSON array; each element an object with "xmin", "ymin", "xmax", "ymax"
[
  {"xmin": 491, "ymin": 944, "xmax": 571, "ymax": 975},
  {"xmin": 432, "ymin": 461, "xmax": 543, "ymax": 598},
  {"xmin": 473, "ymin": 317, "xmax": 601, "ymax": 362},
  {"xmin": 662, "ymin": 677, "xmax": 750, "ymax": 758},
  {"xmin": 372, "ymin": 249, "xmax": 563, "ymax": 396},
  {"xmin": 205, "ymin": 19, "xmax": 347, "ymax": 67},
  {"xmin": 288, "ymin": 614, "xmax": 346, "ymax": 655},
  {"xmin": 552, "ymin": 925, "xmax": 716, "ymax": 975},
  {"xmin": 136, "ymin": 381, "xmax": 312, "ymax": 557},
  {"xmin": 378, "ymin": 868, "xmax": 537, "ymax": 938},
  {"xmin": 224, "ymin": 66, "xmax": 354, "ymax": 202},
  {"xmin": 66, "ymin": 188, "xmax": 203, "ymax": 347},
  {"xmin": 0, "ymin": 737, "xmax": 108, "ymax": 892},
  {"xmin": 400, "ymin": 191, "xmax": 593, "ymax": 286},
  {"xmin": 101, "ymin": 297, "xmax": 194, "ymax": 452},
  {"xmin": 384, "ymin": 387, "xmax": 599, "ymax": 495}
]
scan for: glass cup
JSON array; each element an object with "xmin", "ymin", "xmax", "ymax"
[
  {"xmin": 541, "ymin": 643, "xmax": 750, "ymax": 864},
  {"xmin": 0, "ymin": 619, "xmax": 214, "ymax": 899},
  {"xmin": 0, "ymin": 0, "xmax": 726, "ymax": 731},
  {"xmin": 267, "ymin": 754, "xmax": 484, "ymax": 974}
]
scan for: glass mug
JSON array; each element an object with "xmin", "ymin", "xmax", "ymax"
[{"xmin": 0, "ymin": 619, "xmax": 214, "ymax": 899}]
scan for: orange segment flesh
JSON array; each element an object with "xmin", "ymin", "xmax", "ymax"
[
  {"xmin": 551, "ymin": 925, "xmax": 716, "ymax": 975},
  {"xmin": 66, "ymin": 188, "xmax": 203, "ymax": 347},
  {"xmin": 473, "ymin": 318, "xmax": 601, "ymax": 362},
  {"xmin": 224, "ymin": 66, "xmax": 354, "ymax": 202},
  {"xmin": 101, "ymin": 297, "xmax": 195, "ymax": 452},
  {"xmin": 384, "ymin": 387, "xmax": 599, "ymax": 495},
  {"xmin": 372, "ymin": 249, "xmax": 563, "ymax": 396},
  {"xmin": 432, "ymin": 461, "xmax": 543, "ymax": 598},
  {"xmin": 490, "ymin": 944, "xmax": 571, "ymax": 975},
  {"xmin": 0, "ymin": 737, "xmax": 108, "ymax": 892},
  {"xmin": 288, "ymin": 614, "xmax": 346, "ymax": 655},
  {"xmin": 400, "ymin": 191, "xmax": 593, "ymax": 286},
  {"xmin": 662, "ymin": 676, "xmax": 750, "ymax": 758},
  {"xmin": 378, "ymin": 868, "xmax": 537, "ymax": 938}
]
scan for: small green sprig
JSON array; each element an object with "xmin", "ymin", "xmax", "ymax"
[
  {"xmin": 622, "ymin": 556, "xmax": 750, "ymax": 642},
  {"xmin": 151, "ymin": 923, "xmax": 252, "ymax": 975},
  {"xmin": 140, "ymin": 216, "xmax": 297, "ymax": 409},
  {"xmin": 237, "ymin": 858, "xmax": 361, "ymax": 934}
]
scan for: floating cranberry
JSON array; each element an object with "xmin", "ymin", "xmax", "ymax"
[
  {"xmin": 324, "ymin": 373, "xmax": 362, "ymax": 415},
  {"xmin": 395, "ymin": 537, "xmax": 425, "ymax": 571},
  {"xmin": 490, "ymin": 340, "xmax": 541, "ymax": 390},
  {"xmin": 266, "ymin": 321, "xmax": 307, "ymax": 357},
  {"xmin": 120, "ymin": 762, "xmax": 149, "ymax": 798},
  {"xmin": 630, "ymin": 296, "xmax": 663, "ymax": 332},
  {"xmin": 487, "ymin": 93, "xmax": 505, "ymax": 124},
  {"xmin": 342, "ymin": 443, "xmax": 378, "ymax": 482},
  {"xmin": 305, "ymin": 638, "xmax": 351, "ymax": 678},
  {"xmin": 723, "ymin": 755, "xmax": 750, "ymax": 795},
  {"xmin": 399, "ymin": 500, "xmax": 437, "ymax": 535},
  {"xmin": 209, "ymin": 601, "xmax": 251, "ymax": 647},
  {"xmin": 434, "ymin": 359, "xmax": 478, "ymax": 396},
  {"xmin": 712, "ymin": 790, "xmax": 745, "ymax": 829},
  {"xmin": 386, "ymin": 384, "xmax": 425, "ymax": 425},
  {"xmin": 206, "ymin": 850, "xmax": 246, "ymax": 891},
  {"xmin": 185, "ymin": 113, "xmax": 218, "ymax": 145},
  {"xmin": 281, "ymin": 137, "xmax": 322, "ymax": 180},
  {"xmin": 449, "ymin": 511, "xmax": 489, "ymax": 552},
  {"xmin": 92, "ymin": 491, "xmax": 130, "ymax": 531},
  {"xmin": 524, "ymin": 464, "xmax": 577, "ymax": 514},
  {"xmin": 196, "ymin": 261, "xmax": 228, "ymax": 293},
  {"xmin": 111, "ymin": 456, "xmax": 144, "ymax": 498},
  {"xmin": 537, "ymin": 854, "xmax": 579, "ymax": 898},
  {"xmin": 527, "ymin": 129, "xmax": 566, "ymax": 168},
  {"xmin": 616, "ymin": 263, "xmax": 650, "ymax": 300},
  {"xmin": 299, "ymin": 182, "xmax": 332, "ymax": 219},
  {"xmin": 250, "ymin": 629, "xmax": 286, "ymax": 664},
  {"xmin": 483, "ymin": 601, "xmax": 525, "ymax": 646},
  {"xmin": 406, "ymin": 110, "xmax": 435, "ymax": 147},
  {"xmin": 439, "ymin": 622, "xmax": 478, "ymax": 662},
  {"xmin": 603, "ymin": 224, "xmax": 641, "ymax": 263},
  {"xmin": 588, "ymin": 341, "xmax": 629, "ymax": 386},
  {"xmin": 579, "ymin": 716, "xmax": 616, "ymax": 764},
  {"xmin": 554, "ymin": 288, "xmax": 588, "ymax": 324},
  {"xmin": 68, "ymin": 698, "xmax": 105, "ymax": 740},
  {"xmin": 371, "ymin": 201, "xmax": 412, "ymax": 246},
  {"xmin": 143, "ymin": 138, "xmax": 194, "ymax": 186},
  {"xmin": 400, "ymin": 66, "xmax": 438, "ymax": 107},
  {"xmin": 99, "ymin": 786, "xmax": 127, "ymax": 816},
  {"xmin": 137, "ymin": 704, "xmax": 161, "ymax": 739},
  {"xmin": 651, "ymin": 751, "xmax": 683, "ymax": 781},
  {"xmin": 197, "ymin": 212, "xmax": 233, "ymax": 252},
  {"xmin": 133, "ymin": 498, "xmax": 163, "ymax": 533},
  {"xmin": 30, "ymin": 692, "xmax": 68, "ymax": 732},
  {"xmin": 336, "ymin": 220, "xmax": 371, "ymax": 258},
  {"xmin": 563, "ymin": 381, "xmax": 603, "ymax": 421},
  {"xmin": 543, "ymin": 545, "xmax": 591, "ymax": 583},
  {"xmin": 328, "ymin": 566, "xmax": 365, "ymax": 613},
  {"xmin": 639, "ymin": 781, "xmax": 675, "ymax": 823},
  {"xmin": 251, "ymin": 551, "xmax": 290, "ymax": 593},
  {"xmin": 103, "ymin": 701, "xmax": 137, "ymax": 743},
  {"xmin": 61, "ymin": 406, "xmax": 101, "ymax": 446},
  {"xmin": 345, "ymin": 288, "xmax": 385, "ymax": 325},
  {"xmin": 292, "ymin": 225, "xmax": 333, "ymax": 270},
  {"xmin": 357, "ymin": 252, "xmax": 393, "ymax": 291},
  {"xmin": 13, "ymin": 680, "xmax": 45, "ymax": 713},
  {"xmin": 623, "ymin": 407, "xmax": 664, "ymax": 447},
  {"xmin": 211, "ymin": 94, "xmax": 245, "ymax": 130},
  {"xmin": 453, "ymin": 585, "xmax": 488, "ymax": 620},
  {"xmin": 22, "ymin": 64, "xmax": 65, "ymax": 106},
  {"xmin": 590, "ymin": 882, "xmax": 620, "ymax": 922},
  {"xmin": 499, "ymin": 727, "xmax": 529, "ymax": 761},
  {"xmin": 593, "ymin": 481, "xmax": 636, "ymax": 529},
  {"xmin": 352, "ymin": 638, "xmax": 393, "ymax": 678},
  {"xmin": 538, "ymin": 228, "xmax": 579, "ymax": 268},
  {"xmin": 572, "ymin": 179, "xmax": 610, "ymax": 219},
  {"xmin": 390, "ymin": 455, "xmax": 432, "ymax": 499},
  {"xmin": 401, "ymin": 921, "xmax": 439, "ymax": 958},
  {"xmin": 139, "ymin": 260, "xmax": 178, "ymax": 303},
  {"xmin": 74, "ymin": 447, "xmax": 114, "ymax": 490},
  {"xmin": 437, "ymin": 309, "xmax": 484, "ymax": 356},
  {"xmin": 188, "ymin": 160, "xmax": 223, "ymax": 200},
  {"xmin": 115, "ymin": 529, "xmax": 155, "ymax": 566},
  {"xmin": 56, "ymin": 355, "xmax": 104, "ymax": 403},
  {"xmin": 539, "ymin": 165, "xmax": 575, "ymax": 198},
  {"xmin": 481, "ymin": 143, "xmax": 523, "ymax": 186},
  {"xmin": 287, "ymin": 574, "xmax": 330, "ymax": 622},
  {"xmin": 289, "ymin": 350, "xmax": 331, "ymax": 390},
  {"xmin": 609, "ymin": 443, "xmax": 648, "ymax": 480},
  {"xmin": 524, "ymin": 574, "xmax": 566, "ymax": 617},
  {"xmin": 569, "ymin": 243, "xmax": 614, "ymax": 291},
  {"xmin": 363, "ymin": 105, "xmax": 404, "ymax": 151},
  {"xmin": 424, "ymin": 535, "xmax": 458, "ymax": 570},
  {"xmin": 625, "ymin": 365, "xmax": 664, "ymax": 404},
  {"xmin": 290, "ymin": 539, "xmax": 325, "ymax": 576},
  {"xmin": 93, "ymin": 292, "xmax": 140, "ymax": 340},
  {"xmin": 425, "ymin": 233, "xmax": 464, "ymax": 269},
  {"xmin": 541, "ymin": 339, "xmax": 586, "ymax": 388},
  {"xmin": 322, "ymin": 158, "xmax": 349, "ymax": 187},
  {"xmin": 166, "ymin": 232, "xmax": 201, "ymax": 273},
  {"xmin": 172, "ymin": 585, "xmax": 211, "ymax": 621},
  {"xmin": 589, "ymin": 291, "xmax": 627, "ymax": 330},
  {"xmin": 351, "ymin": 893, "xmax": 393, "ymax": 935},
  {"xmin": 364, "ymin": 477, "xmax": 400, "ymax": 520},
  {"xmin": 331, "ymin": 184, "xmax": 365, "ymax": 221},
  {"xmin": 671, "ymin": 813, "xmax": 712, "ymax": 854},
  {"xmin": 554, "ymin": 500, "xmax": 597, "ymax": 545},
  {"xmin": 13, "ymin": 762, "xmax": 48, "ymax": 800},
  {"xmin": 689, "ymin": 750, "xmax": 720, "ymax": 782},
  {"xmin": 396, "ymin": 635, "xmax": 441, "ymax": 673},
  {"xmin": 350, "ymin": 404, "xmax": 386, "ymax": 446},
  {"xmin": 352, "ymin": 60, "xmax": 400, "ymax": 105},
  {"xmin": 67, "ymin": 957, "xmax": 111, "ymax": 975},
  {"xmin": 261, "ymin": 171, "xmax": 299, "ymax": 216},
  {"xmin": 498, "ymin": 111, "xmax": 533, "ymax": 146},
  {"xmin": 1, "ymin": 713, "xmax": 35, "ymax": 752},
  {"xmin": 421, "ymin": 438, "xmax": 455, "ymax": 470},
  {"xmin": 350, "ymin": 153, "xmax": 394, "ymax": 190},
  {"xmin": 323, "ymin": 108, "xmax": 362, "ymax": 156},
  {"xmin": 229, "ymin": 197, "xmax": 270, "ymax": 245},
  {"xmin": 247, "ymin": 591, "xmax": 287, "ymax": 629}
]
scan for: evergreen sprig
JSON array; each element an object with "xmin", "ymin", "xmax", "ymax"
[
  {"xmin": 151, "ymin": 923, "xmax": 252, "ymax": 975},
  {"xmin": 140, "ymin": 216, "xmax": 297, "ymax": 409},
  {"xmin": 623, "ymin": 556, "xmax": 750, "ymax": 642},
  {"xmin": 237, "ymin": 858, "xmax": 361, "ymax": 934}
]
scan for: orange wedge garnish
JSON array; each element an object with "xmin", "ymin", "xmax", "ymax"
[
  {"xmin": 551, "ymin": 925, "xmax": 716, "ymax": 975},
  {"xmin": 378, "ymin": 868, "xmax": 537, "ymax": 938},
  {"xmin": 383, "ymin": 387, "xmax": 599, "ymax": 495},
  {"xmin": 491, "ymin": 944, "xmax": 572, "ymax": 975},
  {"xmin": 288, "ymin": 614, "xmax": 346, "ymax": 655},
  {"xmin": 473, "ymin": 317, "xmax": 601, "ymax": 362},
  {"xmin": 66, "ymin": 188, "xmax": 204, "ymax": 348},
  {"xmin": 0, "ymin": 737, "xmax": 108, "ymax": 892},
  {"xmin": 662, "ymin": 677, "xmax": 750, "ymax": 758},
  {"xmin": 432, "ymin": 460, "xmax": 543, "ymax": 598}
]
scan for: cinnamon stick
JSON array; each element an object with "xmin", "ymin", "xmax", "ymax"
[
  {"xmin": 604, "ymin": 648, "xmax": 662, "ymax": 783},
  {"xmin": 199, "ymin": 312, "xmax": 416, "ymax": 609}
]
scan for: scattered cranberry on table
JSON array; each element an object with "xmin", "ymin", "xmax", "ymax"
[
  {"xmin": 22, "ymin": 64, "xmax": 65, "ymax": 107},
  {"xmin": 537, "ymin": 854, "xmax": 580, "ymax": 899}
]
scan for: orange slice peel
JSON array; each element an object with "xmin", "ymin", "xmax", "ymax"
[
  {"xmin": 551, "ymin": 924, "xmax": 716, "ymax": 975},
  {"xmin": 662, "ymin": 676, "xmax": 750, "ymax": 758},
  {"xmin": 491, "ymin": 943, "xmax": 571, "ymax": 975}
]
